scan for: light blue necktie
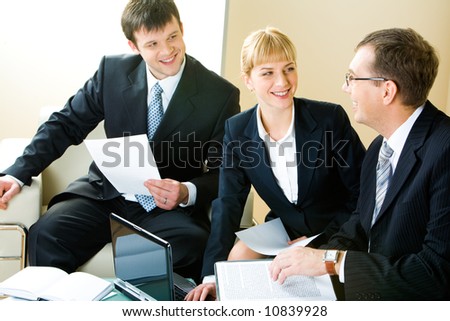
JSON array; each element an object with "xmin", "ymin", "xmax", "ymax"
[
  {"xmin": 371, "ymin": 141, "xmax": 394, "ymax": 226},
  {"xmin": 135, "ymin": 83, "xmax": 163, "ymax": 212}
]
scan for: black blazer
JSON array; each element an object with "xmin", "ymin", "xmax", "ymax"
[
  {"xmin": 202, "ymin": 98, "xmax": 366, "ymax": 276},
  {"xmin": 324, "ymin": 101, "xmax": 450, "ymax": 300},
  {"xmin": 4, "ymin": 54, "xmax": 240, "ymax": 220}
]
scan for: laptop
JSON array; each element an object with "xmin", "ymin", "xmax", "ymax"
[{"xmin": 109, "ymin": 213, "xmax": 196, "ymax": 301}]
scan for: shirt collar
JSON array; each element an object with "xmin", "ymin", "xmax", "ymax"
[
  {"xmin": 385, "ymin": 104, "xmax": 424, "ymax": 172},
  {"xmin": 145, "ymin": 56, "xmax": 186, "ymax": 104},
  {"xmin": 386, "ymin": 104, "xmax": 424, "ymax": 153},
  {"xmin": 257, "ymin": 104, "xmax": 296, "ymax": 143}
]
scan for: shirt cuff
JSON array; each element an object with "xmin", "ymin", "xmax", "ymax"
[
  {"xmin": 5, "ymin": 175, "xmax": 24, "ymax": 188},
  {"xmin": 179, "ymin": 182, "xmax": 196, "ymax": 207},
  {"xmin": 202, "ymin": 275, "xmax": 215, "ymax": 284},
  {"xmin": 338, "ymin": 251, "xmax": 347, "ymax": 283}
]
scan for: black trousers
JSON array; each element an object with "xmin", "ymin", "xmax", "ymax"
[{"xmin": 28, "ymin": 196, "xmax": 209, "ymax": 283}]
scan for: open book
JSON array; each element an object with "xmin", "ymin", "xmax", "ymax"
[
  {"xmin": 0, "ymin": 266, "xmax": 114, "ymax": 301},
  {"xmin": 215, "ymin": 260, "xmax": 336, "ymax": 301}
]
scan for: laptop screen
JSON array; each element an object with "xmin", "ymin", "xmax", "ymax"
[{"xmin": 110, "ymin": 213, "xmax": 174, "ymax": 301}]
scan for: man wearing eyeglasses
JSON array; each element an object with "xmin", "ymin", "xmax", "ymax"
[{"xmin": 269, "ymin": 28, "xmax": 450, "ymax": 300}]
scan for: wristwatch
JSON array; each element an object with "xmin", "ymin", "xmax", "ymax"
[{"xmin": 323, "ymin": 250, "xmax": 340, "ymax": 275}]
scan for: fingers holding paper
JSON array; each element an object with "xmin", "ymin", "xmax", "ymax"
[
  {"xmin": 269, "ymin": 247, "xmax": 326, "ymax": 284},
  {"xmin": 144, "ymin": 178, "xmax": 189, "ymax": 210},
  {"xmin": 287, "ymin": 235, "xmax": 307, "ymax": 245}
]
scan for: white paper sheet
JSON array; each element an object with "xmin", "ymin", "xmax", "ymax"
[
  {"xmin": 84, "ymin": 134, "xmax": 160, "ymax": 195},
  {"xmin": 235, "ymin": 218, "xmax": 320, "ymax": 256}
]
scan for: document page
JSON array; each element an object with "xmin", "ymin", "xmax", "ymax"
[
  {"xmin": 84, "ymin": 134, "xmax": 160, "ymax": 195},
  {"xmin": 235, "ymin": 218, "xmax": 320, "ymax": 256},
  {"xmin": 215, "ymin": 260, "xmax": 336, "ymax": 301}
]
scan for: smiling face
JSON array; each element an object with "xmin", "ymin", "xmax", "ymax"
[
  {"xmin": 245, "ymin": 60, "xmax": 298, "ymax": 112},
  {"xmin": 128, "ymin": 16, "xmax": 186, "ymax": 80},
  {"xmin": 342, "ymin": 45, "xmax": 386, "ymax": 129}
]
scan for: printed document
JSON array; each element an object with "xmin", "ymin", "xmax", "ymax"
[
  {"xmin": 215, "ymin": 260, "xmax": 336, "ymax": 301},
  {"xmin": 84, "ymin": 134, "xmax": 160, "ymax": 195},
  {"xmin": 235, "ymin": 218, "xmax": 320, "ymax": 256}
]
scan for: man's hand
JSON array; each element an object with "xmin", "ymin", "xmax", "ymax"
[
  {"xmin": 269, "ymin": 247, "xmax": 327, "ymax": 284},
  {"xmin": 144, "ymin": 178, "xmax": 189, "ymax": 210},
  {"xmin": 0, "ymin": 177, "xmax": 21, "ymax": 210},
  {"xmin": 184, "ymin": 282, "xmax": 217, "ymax": 301}
]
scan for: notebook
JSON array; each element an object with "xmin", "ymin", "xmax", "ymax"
[{"xmin": 110, "ymin": 213, "xmax": 196, "ymax": 301}]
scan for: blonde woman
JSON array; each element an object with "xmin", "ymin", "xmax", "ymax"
[{"xmin": 186, "ymin": 27, "xmax": 365, "ymax": 300}]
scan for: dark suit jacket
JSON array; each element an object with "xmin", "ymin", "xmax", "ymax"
[
  {"xmin": 202, "ymin": 98, "xmax": 366, "ymax": 276},
  {"xmin": 4, "ymin": 54, "xmax": 240, "ymax": 221},
  {"xmin": 324, "ymin": 101, "xmax": 450, "ymax": 300}
]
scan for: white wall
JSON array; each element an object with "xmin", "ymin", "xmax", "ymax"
[
  {"xmin": 0, "ymin": 0, "xmax": 227, "ymax": 139},
  {"xmin": 176, "ymin": 0, "xmax": 227, "ymax": 75}
]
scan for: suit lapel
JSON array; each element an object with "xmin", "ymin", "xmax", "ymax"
[
  {"xmin": 121, "ymin": 60, "xmax": 148, "ymax": 135},
  {"xmin": 375, "ymin": 102, "xmax": 437, "ymax": 221},
  {"xmin": 121, "ymin": 56, "xmax": 197, "ymax": 143},
  {"xmin": 294, "ymin": 99, "xmax": 320, "ymax": 205},
  {"xmin": 361, "ymin": 136, "xmax": 382, "ymax": 230},
  {"xmin": 240, "ymin": 107, "xmax": 287, "ymax": 199},
  {"xmin": 153, "ymin": 56, "xmax": 196, "ymax": 144}
]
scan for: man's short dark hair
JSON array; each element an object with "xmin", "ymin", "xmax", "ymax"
[
  {"xmin": 357, "ymin": 28, "xmax": 439, "ymax": 107},
  {"xmin": 121, "ymin": 0, "xmax": 181, "ymax": 45}
]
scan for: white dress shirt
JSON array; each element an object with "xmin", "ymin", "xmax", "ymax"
[{"xmin": 256, "ymin": 104, "xmax": 298, "ymax": 204}]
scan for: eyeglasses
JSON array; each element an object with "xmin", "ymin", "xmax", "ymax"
[{"xmin": 345, "ymin": 72, "xmax": 390, "ymax": 87}]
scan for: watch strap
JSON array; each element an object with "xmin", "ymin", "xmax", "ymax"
[{"xmin": 325, "ymin": 260, "xmax": 337, "ymax": 275}]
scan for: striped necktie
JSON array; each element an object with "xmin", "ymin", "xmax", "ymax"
[
  {"xmin": 135, "ymin": 83, "xmax": 163, "ymax": 212},
  {"xmin": 371, "ymin": 141, "xmax": 394, "ymax": 226}
]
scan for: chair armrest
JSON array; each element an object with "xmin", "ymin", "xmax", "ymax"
[
  {"xmin": 207, "ymin": 190, "xmax": 255, "ymax": 229},
  {"xmin": 0, "ymin": 177, "xmax": 42, "ymax": 229},
  {"xmin": 240, "ymin": 190, "xmax": 255, "ymax": 229}
]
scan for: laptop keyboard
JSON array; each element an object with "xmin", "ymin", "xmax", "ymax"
[
  {"xmin": 174, "ymin": 288, "xmax": 186, "ymax": 301},
  {"xmin": 173, "ymin": 273, "xmax": 196, "ymax": 301}
]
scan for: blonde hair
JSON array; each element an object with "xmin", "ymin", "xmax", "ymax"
[{"xmin": 240, "ymin": 26, "xmax": 297, "ymax": 76}]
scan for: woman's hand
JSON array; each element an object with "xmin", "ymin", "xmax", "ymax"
[
  {"xmin": 287, "ymin": 235, "xmax": 307, "ymax": 245},
  {"xmin": 184, "ymin": 282, "xmax": 217, "ymax": 301}
]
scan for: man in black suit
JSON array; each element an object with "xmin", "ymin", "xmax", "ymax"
[
  {"xmin": 0, "ymin": 0, "xmax": 239, "ymax": 282},
  {"xmin": 269, "ymin": 28, "xmax": 450, "ymax": 300}
]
